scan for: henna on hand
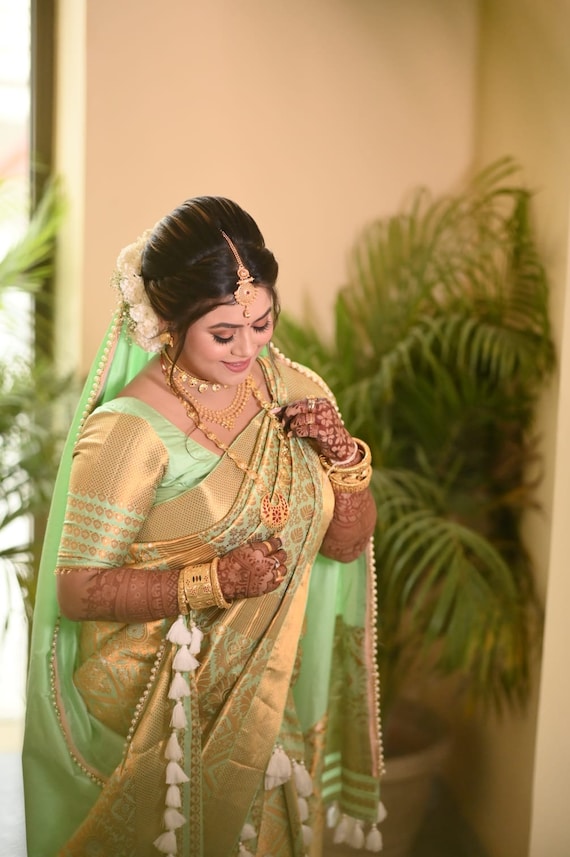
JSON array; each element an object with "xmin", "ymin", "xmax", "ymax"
[
  {"xmin": 277, "ymin": 397, "xmax": 355, "ymax": 462},
  {"xmin": 216, "ymin": 537, "xmax": 288, "ymax": 600},
  {"xmin": 320, "ymin": 488, "xmax": 377, "ymax": 563},
  {"xmin": 57, "ymin": 566, "xmax": 180, "ymax": 622}
]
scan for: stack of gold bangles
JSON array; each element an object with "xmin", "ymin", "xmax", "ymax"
[
  {"xmin": 319, "ymin": 437, "xmax": 373, "ymax": 494},
  {"xmin": 177, "ymin": 556, "xmax": 232, "ymax": 614}
]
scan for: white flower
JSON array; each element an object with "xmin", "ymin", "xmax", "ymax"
[{"xmin": 113, "ymin": 227, "xmax": 163, "ymax": 352}]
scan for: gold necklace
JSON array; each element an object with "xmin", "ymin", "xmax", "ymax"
[
  {"xmin": 163, "ymin": 350, "xmax": 228, "ymax": 394},
  {"xmin": 162, "ymin": 352, "xmax": 252, "ymax": 431},
  {"xmin": 160, "ymin": 356, "xmax": 290, "ymax": 531}
]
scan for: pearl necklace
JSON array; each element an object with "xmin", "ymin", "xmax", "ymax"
[{"xmin": 160, "ymin": 355, "xmax": 290, "ymax": 531}]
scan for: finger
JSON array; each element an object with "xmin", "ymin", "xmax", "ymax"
[
  {"xmin": 288, "ymin": 414, "xmax": 318, "ymax": 438},
  {"xmin": 257, "ymin": 537, "xmax": 282, "ymax": 556}
]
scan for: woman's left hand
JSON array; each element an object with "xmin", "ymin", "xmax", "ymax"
[{"xmin": 276, "ymin": 397, "xmax": 355, "ymax": 463}]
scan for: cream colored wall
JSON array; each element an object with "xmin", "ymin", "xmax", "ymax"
[
  {"xmin": 460, "ymin": 1, "xmax": 570, "ymax": 856},
  {"xmin": 59, "ymin": 0, "xmax": 479, "ymax": 373}
]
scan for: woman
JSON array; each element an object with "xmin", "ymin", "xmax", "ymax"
[{"xmin": 23, "ymin": 197, "xmax": 384, "ymax": 857}]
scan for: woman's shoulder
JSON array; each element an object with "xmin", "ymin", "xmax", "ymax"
[
  {"xmin": 79, "ymin": 398, "xmax": 170, "ymax": 452},
  {"xmin": 267, "ymin": 344, "xmax": 338, "ymax": 404}
]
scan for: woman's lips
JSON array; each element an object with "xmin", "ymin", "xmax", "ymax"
[{"xmin": 222, "ymin": 359, "xmax": 251, "ymax": 373}]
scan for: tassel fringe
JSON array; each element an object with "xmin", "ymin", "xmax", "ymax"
[
  {"xmin": 155, "ymin": 615, "xmax": 202, "ymax": 855},
  {"xmin": 264, "ymin": 746, "xmax": 292, "ymax": 790},
  {"xmin": 328, "ymin": 799, "xmax": 388, "ymax": 852}
]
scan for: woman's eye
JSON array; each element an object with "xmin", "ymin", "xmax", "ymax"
[
  {"xmin": 254, "ymin": 320, "xmax": 272, "ymax": 334},
  {"xmin": 213, "ymin": 334, "xmax": 234, "ymax": 344}
]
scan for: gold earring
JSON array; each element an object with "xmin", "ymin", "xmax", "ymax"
[{"xmin": 159, "ymin": 330, "xmax": 174, "ymax": 347}]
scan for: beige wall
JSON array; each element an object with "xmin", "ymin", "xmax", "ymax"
[
  {"xmin": 55, "ymin": 0, "xmax": 478, "ymax": 372},
  {"xmin": 465, "ymin": 1, "xmax": 570, "ymax": 856}
]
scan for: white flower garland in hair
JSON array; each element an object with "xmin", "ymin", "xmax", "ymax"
[{"xmin": 112, "ymin": 227, "xmax": 163, "ymax": 352}]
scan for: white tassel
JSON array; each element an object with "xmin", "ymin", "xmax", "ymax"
[
  {"xmin": 173, "ymin": 644, "xmax": 200, "ymax": 672},
  {"xmin": 348, "ymin": 819, "xmax": 365, "ymax": 849},
  {"xmin": 168, "ymin": 672, "xmax": 191, "ymax": 700},
  {"xmin": 327, "ymin": 801, "xmax": 340, "ymax": 828},
  {"xmin": 264, "ymin": 746, "xmax": 292, "ymax": 790},
  {"xmin": 153, "ymin": 830, "xmax": 178, "ymax": 853},
  {"xmin": 297, "ymin": 796, "xmax": 309, "ymax": 822},
  {"xmin": 333, "ymin": 814, "xmax": 354, "ymax": 844},
  {"xmin": 376, "ymin": 801, "xmax": 388, "ymax": 824},
  {"xmin": 365, "ymin": 824, "xmax": 383, "ymax": 852},
  {"xmin": 292, "ymin": 760, "xmax": 313, "ymax": 797},
  {"xmin": 166, "ymin": 761, "xmax": 190, "ymax": 784},
  {"xmin": 240, "ymin": 823, "xmax": 257, "ymax": 841},
  {"xmin": 189, "ymin": 624, "xmax": 204, "ymax": 654},
  {"xmin": 165, "ymin": 784, "xmax": 182, "ymax": 808},
  {"xmin": 164, "ymin": 808, "xmax": 186, "ymax": 830},
  {"xmin": 166, "ymin": 615, "xmax": 193, "ymax": 645},
  {"xmin": 238, "ymin": 846, "xmax": 254, "ymax": 857},
  {"xmin": 302, "ymin": 824, "xmax": 313, "ymax": 846},
  {"xmin": 170, "ymin": 700, "xmax": 187, "ymax": 729},
  {"xmin": 165, "ymin": 731, "xmax": 183, "ymax": 762}
]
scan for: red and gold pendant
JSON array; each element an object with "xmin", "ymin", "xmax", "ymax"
[{"xmin": 260, "ymin": 492, "xmax": 290, "ymax": 531}]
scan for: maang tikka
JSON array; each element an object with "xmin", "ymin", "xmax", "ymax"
[{"xmin": 220, "ymin": 230, "xmax": 258, "ymax": 318}]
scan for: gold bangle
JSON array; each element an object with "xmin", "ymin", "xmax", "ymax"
[
  {"xmin": 324, "ymin": 438, "xmax": 372, "ymax": 494},
  {"xmin": 210, "ymin": 556, "xmax": 232, "ymax": 609},
  {"xmin": 178, "ymin": 559, "xmax": 231, "ymax": 612},
  {"xmin": 177, "ymin": 569, "xmax": 190, "ymax": 614},
  {"xmin": 326, "ymin": 440, "xmax": 359, "ymax": 468},
  {"xmin": 328, "ymin": 465, "xmax": 372, "ymax": 494},
  {"xmin": 320, "ymin": 438, "xmax": 372, "ymax": 473},
  {"xmin": 180, "ymin": 563, "xmax": 217, "ymax": 611}
]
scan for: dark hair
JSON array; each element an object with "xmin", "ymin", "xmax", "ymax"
[{"xmin": 141, "ymin": 196, "xmax": 279, "ymax": 360}]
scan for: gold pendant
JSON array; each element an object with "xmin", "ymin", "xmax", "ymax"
[{"xmin": 260, "ymin": 492, "xmax": 290, "ymax": 531}]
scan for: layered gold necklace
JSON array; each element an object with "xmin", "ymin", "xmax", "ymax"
[
  {"xmin": 162, "ymin": 350, "xmax": 251, "ymax": 431},
  {"xmin": 160, "ymin": 354, "xmax": 290, "ymax": 531}
]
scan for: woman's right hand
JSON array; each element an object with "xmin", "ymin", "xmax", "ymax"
[{"xmin": 216, "ymin": 537, "xmax": 287, "ymax": 600}]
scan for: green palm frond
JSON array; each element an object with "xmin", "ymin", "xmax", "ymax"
[
  {"xmin": 0, "ymin": 177, "xmax": 65, "ymax": 297},
  {"xmin": 274, "ymin": 156, "xmax": 553, "ymax": 716},
  {"xmin": 0, "ymin": 177, "xmax": 73, "ymax": 625}
]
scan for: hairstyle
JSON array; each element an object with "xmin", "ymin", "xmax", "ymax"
[{"xmin": 141, "ymin": 196, "xmax": 279, "ymax": 360}]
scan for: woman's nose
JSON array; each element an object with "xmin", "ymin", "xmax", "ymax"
[{"xmin": 231, "ymin": 329, "xmax": 256, "ymax": 357}]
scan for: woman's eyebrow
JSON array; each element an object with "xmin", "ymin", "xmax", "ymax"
[{"xmin": 208, "ymin": 307, "xmax": 272, "ymax": 330}]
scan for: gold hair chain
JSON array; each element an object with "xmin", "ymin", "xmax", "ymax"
[{"xmin": 220, "ymin": 230, "xmax": 258, "ymax": 318}]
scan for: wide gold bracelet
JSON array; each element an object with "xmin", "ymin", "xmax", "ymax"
[
  {"xmin": 328, "ymin": 464, "xmax": 373, "ymax": 494},
  {"xmin": 321, "ymin": 438, "xmax": 373, "ymax": 494},
  {"xmin": 178, "ymin": 563, "xmax": 216, "ymax": 611},
  {"xmin": 177, "ymin": 559, "xmax": 231, "ymax": 613},
  {"xmin": 177, "ymin": 568, "xmax": 191, "ymax": 614},
  {"xmin": 210, "ymin": 556, "xmax": 232, "ymax": 609}
]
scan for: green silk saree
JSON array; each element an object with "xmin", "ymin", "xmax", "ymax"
[{"xmin": 23, "ymin": 311, "xmax": 383, "ymax": 857}]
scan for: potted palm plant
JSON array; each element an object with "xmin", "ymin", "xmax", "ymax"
[{"xmin": 274, "ymin": 157, "xmax": 554, "ymax": 854}]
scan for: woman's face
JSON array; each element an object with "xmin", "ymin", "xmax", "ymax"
[{"xmin": 178, "ymin": 286, "xmax": 274, "ymax": 385}]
